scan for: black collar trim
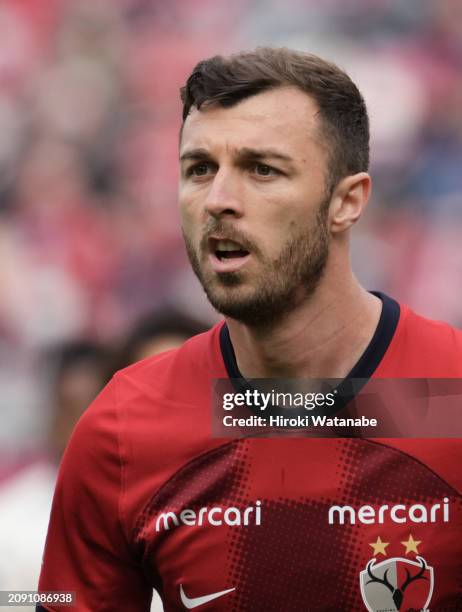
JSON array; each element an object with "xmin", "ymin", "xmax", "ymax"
[{"xmin": 220, "ymin": 291, "xmax": 400, "ymax": 384}]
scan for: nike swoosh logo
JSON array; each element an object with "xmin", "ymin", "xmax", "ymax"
[{"xmin": 180, "ymin": 584, "xmax": 235, "ymax": 609}]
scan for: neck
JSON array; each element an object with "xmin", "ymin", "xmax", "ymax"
[{"xmin": 225, "ymin": 270, "xmax": 382, "ymax": 379}]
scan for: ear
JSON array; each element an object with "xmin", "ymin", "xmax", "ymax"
[{"xmin": 328, "ymin": 172, "xmax": 371, "ymax": 233}]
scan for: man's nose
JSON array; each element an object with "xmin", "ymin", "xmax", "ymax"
[{"xmin": 204, "ymin": 170, "xmax": 244, "ymax": 219}]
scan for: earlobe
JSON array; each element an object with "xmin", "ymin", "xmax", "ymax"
[{"xmin": 329, "ymin": 172, "xmax": 371, "ymax": 233}]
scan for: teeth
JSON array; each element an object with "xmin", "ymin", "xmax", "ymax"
[{"xmin": 216, "ymin": 240, "xmax": 242, "ymax": 251}]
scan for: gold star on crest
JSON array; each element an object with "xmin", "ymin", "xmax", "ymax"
[
  {"xmin": 401, "ymin": 534, "xmax": 422, "ymax": 555},
  {"xmin": 369, "ymin": 536, "xmax": 389, "ymax": 556}
]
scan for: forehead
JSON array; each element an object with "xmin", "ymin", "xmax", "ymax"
[{"xmin": 180, "ymin": 86, "xmax": 325, "ymax": 159}]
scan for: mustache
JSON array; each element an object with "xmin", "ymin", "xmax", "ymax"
[{"xmin": 199, "ymin": 220, "xmax": 260, "ymax": 255}]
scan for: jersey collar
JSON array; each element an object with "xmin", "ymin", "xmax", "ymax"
[{"xmin": 219, "ymin": 291, "xmax": 400, "ymax": 381}]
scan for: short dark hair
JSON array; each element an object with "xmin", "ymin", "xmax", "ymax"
[
  {"xmin": 110, "ymin": 308, "xmax": 208, "ymax": 372},
  {"xmin": 180, "ymin": 47, "xmax": 369, "ymax": 194}
]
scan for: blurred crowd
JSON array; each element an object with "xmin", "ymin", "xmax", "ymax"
[{"xmin": 0, "ymin": 0, "xmax": 461, "ymax": 603}]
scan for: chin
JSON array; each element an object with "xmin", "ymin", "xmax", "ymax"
[
  {"xmin": 205, "ymin": 289, "xmax": 271, "ymax": 326},
  {"xmin": 206, "ymin": 283, "xmax": 250, "ymax": 306},
  {"xmin": 205, "ymin": 282, "xmax": 249, "ymax": 307}
]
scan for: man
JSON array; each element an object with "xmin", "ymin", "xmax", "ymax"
[{"xmin": 38, "ymin": 48, "xmax": 462, "ymax": 611}]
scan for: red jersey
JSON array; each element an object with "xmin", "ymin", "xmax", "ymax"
[{"xmin": 38, "ymin": 294, "xmax": 462, "ymax": 611}]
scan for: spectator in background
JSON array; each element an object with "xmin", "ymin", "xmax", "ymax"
[
  {"xmin": 109, "ymin": 308, "xmax": 208, "ymax": 374},
  {"xmin": 0, "ymin": 341, "xmax": 108, "ymax": 604},
  {"xmin": 47, "ymin": 341, "xmax": 110, "ymax": 461}
]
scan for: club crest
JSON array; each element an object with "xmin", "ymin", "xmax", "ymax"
[{"xmin": 359, "ymin": 555, "xmax": 433, "ymax": 611}]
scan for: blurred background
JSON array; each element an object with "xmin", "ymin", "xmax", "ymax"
[{"xmin": 0, "ymin": 0, "xmax": 461, "ymax": 608}]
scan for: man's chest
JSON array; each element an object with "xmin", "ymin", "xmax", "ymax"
[{"xmin": 127, "ymin": 438, "xmax": 462, "ymax": 611}]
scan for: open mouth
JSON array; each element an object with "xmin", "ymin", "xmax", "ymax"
[{"xmin": 210, "ymin": 238, "xmax": 250, "ymax": 261}]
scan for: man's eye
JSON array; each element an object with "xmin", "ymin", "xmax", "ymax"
[
  {"xmin": 189, "ymin": 163, "xmax": 211, "ymax": 177},
  {"xmin": 254, "ymin": 163, "xmax": 278, "ymax": 177}
]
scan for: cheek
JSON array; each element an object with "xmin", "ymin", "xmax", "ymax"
[
  {"xmin": 255, "ymin": 206, "xmax": 310, "ymax": 262},
  {"xmin": 254, "ymin": 194, "xmax": 303, "ymax": 238},
  {"xmin": 179, "ymin": 192, "xmax": 198, "ymax": 231}
]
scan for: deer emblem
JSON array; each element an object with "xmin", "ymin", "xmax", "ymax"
[
  {"xmin": 366, "ymin": 556, "xmax": 428, "ymax": 610},
  {"xmin": 359, "ymin": 555, "xmax": 434, "ymax": 612}
]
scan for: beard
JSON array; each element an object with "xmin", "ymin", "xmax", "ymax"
[{"xmin": 183, "ymin": 201, "xmax": 330, "ymax": 328}]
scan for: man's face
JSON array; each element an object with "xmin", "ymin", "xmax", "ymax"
[{"xmin": 179, "ymin": 87, "xmax": 331, "ymax": 326}]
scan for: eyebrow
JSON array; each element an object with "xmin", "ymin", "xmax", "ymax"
[
  {"xmin": 179, "ymin": 148, "xmax": 210, "ymax": 163},
  {"xmin": 179, "ymin": 147, "xmax": 294, "ymax": 164}
]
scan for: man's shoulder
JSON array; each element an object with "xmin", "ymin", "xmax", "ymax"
[
  {"xmin": 380, "ymin": 301, "xmax": 462, "ymax": 376},
  {"xmin": 401, "ymin": 303, "xmax": 462, "ymax": 348},
  {"xmin": 68, "ymin": 323, "xmax": 223, "ymax": 442},
  {"xmin": 61, "ymin": 325, "xmax": 226, "ymax": 500},
  {"xmin": 112, "ymin": 322, "xmax": 225, "ymax": 404}
]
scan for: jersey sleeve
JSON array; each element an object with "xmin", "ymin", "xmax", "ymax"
[{"xmin": 38, "ymin": 377, "xmax": 153, "ymax": 612}]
